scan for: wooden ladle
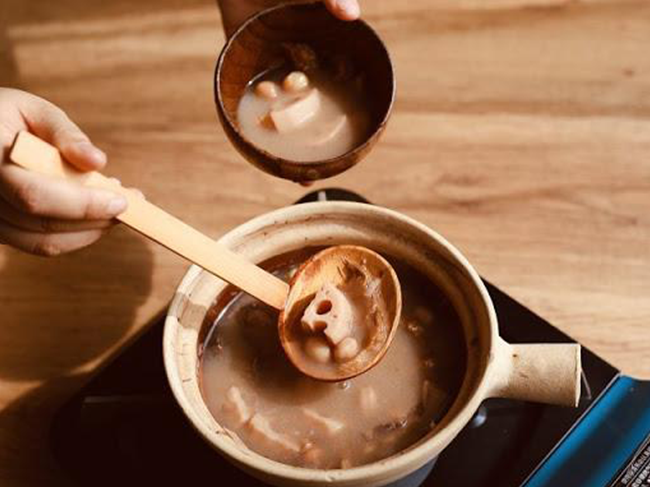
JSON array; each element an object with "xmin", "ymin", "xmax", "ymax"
[{"xmin": 9, "ymin": 131, "xmax": 401, "ymax": 380}]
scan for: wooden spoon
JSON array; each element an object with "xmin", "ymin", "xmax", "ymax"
[
  {"xmin": 279, "ymin": 245, "xmax": 402, "ymax": 381},
  {"xmin": 9, "ymin": 131, "xmax": 401, "ymax": 380}
]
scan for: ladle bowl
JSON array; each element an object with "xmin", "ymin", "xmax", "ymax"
[{"xmin": 279, "ymin": 245, "xmax": 402, "ymax": 381}]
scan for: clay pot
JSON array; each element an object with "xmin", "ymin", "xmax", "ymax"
[
  {"xmin": 214, "ymin": 2, "xmax": 395, "ymax": 183},
  {"xmin": 164, "ymin": 202, "xmax": 580, "ymax": 487}
]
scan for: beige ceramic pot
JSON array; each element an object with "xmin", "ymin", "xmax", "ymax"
[{"xmin": 164, "ymin": 202, "xmax": 581, "ymax": 487}]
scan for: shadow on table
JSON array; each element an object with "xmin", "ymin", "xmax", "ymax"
[{"xmin": 0, "ymin": 226, "xmax": 154, "ymax": 381}]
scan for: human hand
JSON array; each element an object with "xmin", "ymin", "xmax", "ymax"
[
  {"xmin": 218, "ymin": 0, "xmax": 361, "ymax": 38},
  {"xmin": 0, "ymin": 88, "xmax": 128, "ymax": 256}
]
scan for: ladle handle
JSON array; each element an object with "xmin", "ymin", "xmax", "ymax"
[{"xmin": 9, "ymin": 131, "xmax": 289, "ymax": 310}]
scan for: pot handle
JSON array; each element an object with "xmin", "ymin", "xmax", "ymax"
[{"xmin": 488, "ymin": 338, "xmax": 581, "ymax": 407}]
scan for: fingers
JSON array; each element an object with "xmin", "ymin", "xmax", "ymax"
[
  {"xmin": 0, "ymin": 219, "xmax": 107, "ymax": 256},
  {"xmin": 0, "ymin": 198, "xmax": 113, "ymax": 233},
  {"xmin": 16, "ymin": 93, "xmax": 107, "ymax": 171},
  {"xmin": 0, "ymin": 164, "xmax": 127, "ymax": 220},
  {"xmin": 324, "ymin": 0, "xmax": 360, "ymax": 21},
  {"xmin": 0, "ymin": 89, "xmax": 125, "ymax": 256}
]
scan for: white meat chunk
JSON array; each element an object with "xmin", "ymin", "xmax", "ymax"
[
  {"xmin": 247, "ymin": 414, "xmax": 300, "ymax": 454},
  {"xmin": 303, "ymin": 408, "xmax": 345, "ymax": 435},
  {"xmin": 222, "ymin": 386, "xmax": 251, "ymax": 426},
  {"xmin": 269, "ymin": 89, "xmax": 320, "ymax": 133},
  {"xmin": 302, "ymin": 283, "xmax": 353, "ymax": 345},
  {"xmin": 421, "ymin": 379, "xmax": 449, "ymax": 411},
  {"xmin": 308, "ymin": 114, "xmax": 349, "ymax": 146}
]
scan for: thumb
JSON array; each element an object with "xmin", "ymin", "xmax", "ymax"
[
  {"xmin": 324, "ymin": 0, "xmax": 360, "ymax": 21},
  {"xmin": 18, "ymin": 93, "xmax": 107, "ymax": 172}
]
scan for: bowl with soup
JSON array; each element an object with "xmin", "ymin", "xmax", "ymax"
[
  {"xmin": 164, "ymin": 202, "xmax": 581, "ymax": 487},
  {"xmin": 215, "ymin": 2, "xmax": 395, "ymax": 183}
]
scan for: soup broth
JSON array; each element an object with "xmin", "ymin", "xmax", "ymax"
[
  {"xmin": 199, "ymin": 249, "xmax": 466, "ymax": 469},
  {"xmin": 237, "ymin": 70, "xmax": 370, "ymax": 162}
]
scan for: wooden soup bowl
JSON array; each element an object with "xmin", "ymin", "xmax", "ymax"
[
  {"xmin": 214, "ymin": 2, "xmax": 395, "ymax": 183},
  {"xmin": 164, "ymin": 202, "xmax": 581, "ymax": 487}
]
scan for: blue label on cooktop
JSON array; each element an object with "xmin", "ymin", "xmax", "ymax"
[{"xmin": 525, "ymin": 376, "xmax": 650, "ymax": 487}]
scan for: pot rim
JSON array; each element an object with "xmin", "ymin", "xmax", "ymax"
[{"xmin": 163, "ymin": 201, "xmax": 499, "ymax": 483}]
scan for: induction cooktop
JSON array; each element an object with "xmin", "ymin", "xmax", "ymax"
[{"xmin": 50, "ymin": 189, "xmax": 650, "ymax": 487}]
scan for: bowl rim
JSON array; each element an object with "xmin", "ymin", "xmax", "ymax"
[
  {"xmin": 213, "ymin": 1, "xmax": 396, "ymax": 172},
  {"xmin": 163, "ymin": 201, "xmax": 499, "ymax": 483}
]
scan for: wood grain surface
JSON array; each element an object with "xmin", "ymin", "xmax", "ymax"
[{"xmin": 0, "ymin": 0, "xmax": 649, "ymax": 485}]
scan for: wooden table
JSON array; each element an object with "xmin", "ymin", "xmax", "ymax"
[{"xmin": 0, "ymin": 0, "xmax": 649, "ymax": 484}]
